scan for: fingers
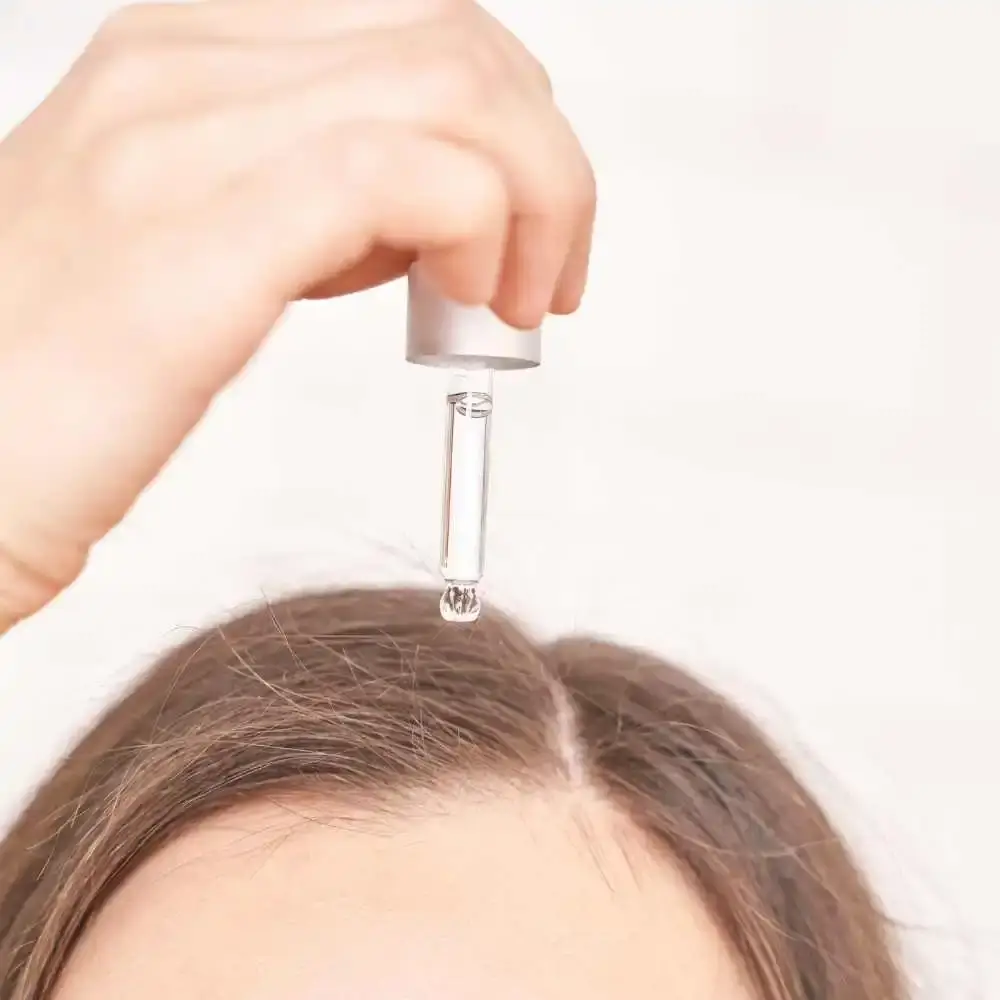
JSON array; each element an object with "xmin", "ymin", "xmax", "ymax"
[
  {"xmin": 474, "ymin": 6, "xmax": 553, "ymax": 96},
  {"xmin": 149, "ymin": 43, "xmax": 587, "ymax": 324},
  {"xmin": 128, "ymin": 125, "xmax": 509, "ymax": 387},
  {"xmin": 303, "ymin": 247, "xmax": 414, "ymax": 300},
  {"xmin": 550, "ymin": 202, "xmax": 596, "ymax": 315},
  {"xmin": 489, "ymin": 107, "xmax": 595, "ymax": 327},
  {"xmin": 80, "ymin": 0, "xmax": 596, "ymax": 324},
  {"xmin": 241, "ymin": 124, "xmax": 511, "ymax": 305}
]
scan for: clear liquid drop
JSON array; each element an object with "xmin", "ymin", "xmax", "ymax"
[{"xmin": 440, "ymin": 584, "xmax": 481, "ymax": 623}]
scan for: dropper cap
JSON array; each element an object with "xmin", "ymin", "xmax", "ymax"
[{"xmin": 405, "ymin": 266, "xmax": 541, "ymax": 371}]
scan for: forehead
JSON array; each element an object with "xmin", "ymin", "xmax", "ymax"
[{"xmin": 54, "ymin": 790, "xmax": 750, "ymax": 1000}]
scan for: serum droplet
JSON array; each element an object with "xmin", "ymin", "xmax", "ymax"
[{"xmin": 440, "ymin": 585, "xmax": 481, "ymax": 623}]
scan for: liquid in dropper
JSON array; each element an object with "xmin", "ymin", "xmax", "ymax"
[{"xmin": 438, "ymin": 369, "xmax": 493, "ymax": 623}]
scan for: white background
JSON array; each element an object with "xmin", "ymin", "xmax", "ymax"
[{"xmin": 1, "ymin": 1, "xmax": 998, "ymax": 996}]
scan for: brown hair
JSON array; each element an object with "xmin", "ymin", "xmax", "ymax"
[{"xmin": 0, "ymin": 588, "xmax": 906, "ymax": 1000}]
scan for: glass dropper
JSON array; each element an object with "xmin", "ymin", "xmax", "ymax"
[
  {"xmin": 404, "ymin": 267, "xmax": 541, "ymax": 624},
  {"xmin": 439, "ymin": 367, "xmax": 494, "ymax": 622}
]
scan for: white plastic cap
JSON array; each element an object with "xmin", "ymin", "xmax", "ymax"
[{"xmin": 405, "ymin": 266, "xmax": 541, "ymax": 371}]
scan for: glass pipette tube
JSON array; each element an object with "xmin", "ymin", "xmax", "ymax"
[{"xmin": 439, "ymin": 368, "xmax": 494, "ymax": 623}]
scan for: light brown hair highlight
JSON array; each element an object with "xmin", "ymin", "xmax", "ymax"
[{"xmin": 0, "ymin": 588, "xmax": 907, "ymax": 999}]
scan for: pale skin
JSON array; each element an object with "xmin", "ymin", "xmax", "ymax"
[
  {"xmin": 55, "ymin": 791, "xmax": 751, "ymax": 1000},
  {"xmin": 0, "ymin": 2, "xmax": 750, "ymax": 994}
]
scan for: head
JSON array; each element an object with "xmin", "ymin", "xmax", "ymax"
[{"xmin": 0, "ymin": 588, "xmax": 905, "ymax": 1000}]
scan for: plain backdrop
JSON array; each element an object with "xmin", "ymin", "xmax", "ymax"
[{"xmin": 1, "ymin": 1, "xmax": 998, "ymax": 996}]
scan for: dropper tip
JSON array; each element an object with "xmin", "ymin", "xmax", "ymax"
[{"xmin": 440, "ymin": 585, "xmax": 481, "ymax": 623}]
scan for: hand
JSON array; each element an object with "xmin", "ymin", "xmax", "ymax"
[{"xmin": 0, "ymin": 0, "xmax": 595, "ymax": 631}]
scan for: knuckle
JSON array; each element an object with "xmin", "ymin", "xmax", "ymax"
[
  {"xmin": 424, "ymin": 43, "xmax": 498, "ymax": 119},
  {"xmin": 80, "ymin": 126, "xmax": 158, "ymax": 211},
  {"xmin": 543, "ymin": 190, "xmax": 584, "ymax": 228},
  {"xmin": 93, "ymin": 4, "xmax": 152, "ymax": 46},
  {"xmin": 334, "ymin": 126, "xmax": 392, "ymax": 195},
  {"xmin": 416, "ymin": 0, "xmax": 471, "ymax": 16},
  {"xmin": 539, "ymin": 171, "xmax": 596, "ymax": 231},
  {"xmin": 468, "ymin": 172, "xmax": 508, "ymax": 228},
  {"xmin": 552, "ymin": 140, "xmax": 597, "ymax": 220},
  {"xmin": 526, "ymin": 151, "xmax": 595, "ymax": 221},
  {"xmin": 79, "ymin": 43, "xmax": 161, "ymax": 110}
]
